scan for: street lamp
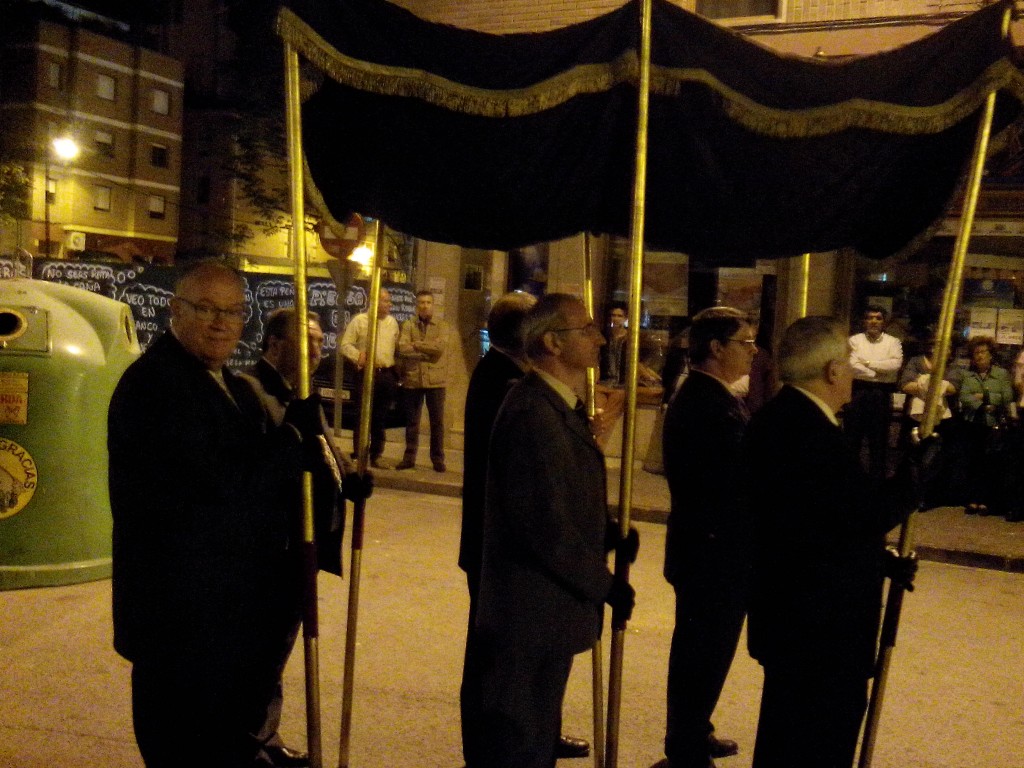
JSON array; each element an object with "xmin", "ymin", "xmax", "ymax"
[{"xmin": 43, "ymin": 135, "xmax": 79, "ymax": 256}]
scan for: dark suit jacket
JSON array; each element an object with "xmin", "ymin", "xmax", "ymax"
[
  {"xmin": 476, "ymin": 372, "xmax": 613, "ymax": 655},
  {"xmin": 241, "ymin": 357, "xmax": 350, "ymax": 577},
  {"xmin": 662, "ymin": 370, "xmax": 751, "ymax": 585},
  {"xmin": 108, "ymin": 332, "xmax": 303, "ymax": 669},
  {"xmin": 459, "ymin": 347, "xmax": 524, "ymax": 584},
  {"xmin": 742, "ymin": 385, "xmax": 910, "ymax": 676}
]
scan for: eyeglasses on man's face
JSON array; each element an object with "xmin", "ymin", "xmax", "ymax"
[
  {"xmin": 553, "ymin": 322, "xmax": 601, "ymax": 336},
  {"xmin": 726, "ymin": 337, "xmax": 757, "ymax": 348},
  {"xmin": 177, "ymin": 297, "xmax": 247, "ymax": 324}
]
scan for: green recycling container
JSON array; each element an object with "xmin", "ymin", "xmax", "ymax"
[{"xmin": 0, "ymin": 278, "xmax": 140, "ymax": 589}]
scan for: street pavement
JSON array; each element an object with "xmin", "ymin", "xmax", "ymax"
[{"xmin": 2, "ymin": 478, "xmax": 1023, "ymax": 768}]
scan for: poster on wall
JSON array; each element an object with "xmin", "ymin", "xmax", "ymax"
[
  {"xmin": 507, "ymin": 243, "xmax": 549, "ymax": 297},
  {"xmin": 968, "ymin": 307, "xmax": 998, "ymax": 339},
  {"xmin": 996, "ymin": 308, "xmax": 1024, "ymax": 345},
  {"xmin": 644, "ymin": 251, "xmax": 689, "ymax": 317},
  {"xmin": 0, "ymin": 257, "xmax": 412, "ymax": 371},
  {"xmin": 717, "ymin": 268, "xmax": 762, "ymax": 323}
]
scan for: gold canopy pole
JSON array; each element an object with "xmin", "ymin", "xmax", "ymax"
[
  {"xmin": 857, "ymin": 7, "xmax": 1010, "ymax": 766},
  {"xmin": 605, "ymin": 1, "xmax": 653, "ymax": 766},
  {"xmin": 338, "ymin": 220, "xmax": 385, "ymax": 768},
  {"xmin": 581, "ymin": 233, "xmax": 606, "ymax": 768},
  {"xmin": 283, "ymin": 41, "xmax": 324, "ymax": 768},
  {"xmin": 799, "ymin": 253, "xmax": 810, "ymax": 317}
]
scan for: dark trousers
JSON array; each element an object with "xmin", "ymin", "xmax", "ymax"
[
  {"xmin": 752, "ymin": 663, "xmax": 867, "ymax": 768},
  {"xmin": 845, "ymin": 382, "xmax": 893, "ymax": 480},
  {"xmin": 964, "ymin": 419, "xmax": 1014, "ymax": 512},
  {"xmin": 352, "ymin": 367, "xmax": 398, "ymax": 460},
  {"xmin": 665, "ymin": 555, "xmax": 747, "ymax": 764},
  {"xmin": 255, "ymin": 618, "xmax": 302, "ymax": 753},
  {"xmin": 131, "ymin": 659, "xmax": 279, "ymax": 768},
  {"xmin": 476, "ymin": 633, "xmax": 572, "ymax": 768},
  {"xmin": 461, "ymin": 571, "xmax": 486, "ymax": 768},
  {"xmin": 401, "ymin": 386, "xmax": 446, "ymax": 463}
]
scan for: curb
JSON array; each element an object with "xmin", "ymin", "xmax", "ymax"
[{"xmin": 371, "ymin": 473, "xmax": 1024, "ymax": 575}]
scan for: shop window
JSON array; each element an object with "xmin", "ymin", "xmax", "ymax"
[{"xmin": 696, "ymin": 0, "xmax": 779, "ymax": 19}]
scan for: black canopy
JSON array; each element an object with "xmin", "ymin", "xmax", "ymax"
[{"xmin": 279, "ymin": 0, "xmax": 1024, "ymax": 262}]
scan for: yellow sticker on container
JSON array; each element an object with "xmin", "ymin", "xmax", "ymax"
[
  {"xmin": 0, "ymin": 437, "xmax": 37, "ymax": 519},
  {"xmin": 0, "ymin": 371, "xmax": 28, "ymax": 425}
]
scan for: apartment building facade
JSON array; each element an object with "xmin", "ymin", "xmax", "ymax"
[{"xmin": 0, "ymin": 15, "xmax": 183, "ymax": 262}]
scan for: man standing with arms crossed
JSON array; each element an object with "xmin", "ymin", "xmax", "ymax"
[
  {"xmin": 396, "ymin": 289, "xmax": 450, "ymax": 472},
  {"xmin": 846, "ymin": 305, "xmax": 903, "ymax": 479},
  {"xmin": 658, "ymin": 306, "xmax": 756, "ymax": 768}
]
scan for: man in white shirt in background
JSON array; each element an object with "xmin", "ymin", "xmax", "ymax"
[
  {"xmin": 340, "ymin": 287, "xmax": 401, "ymax": 469},
  {"xmin": 846, "ymin": 305, "xmax": 903, "ymax": 480}
]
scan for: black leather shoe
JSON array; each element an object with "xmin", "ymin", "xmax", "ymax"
[
  {"xmin": 433, "ymin": 461, "xmax": 446, "ymax": 473},
  {"xmin": 708, "ymin": 733, "xmax": 738, "ymax": 758},
  {"xmin": 395, "ymin": 459, "xmax": 415, "ymax": 470},
  {"xmin": 556, "ymin": 734, "xmax": 591, "ymax": 758},
  {"xmin": 649, "ymin": 758, "xmax": 716, "ymax": 768},
  {"xmin": 264, "ymin": 744, "xmax": 310, "ymax": 767}
]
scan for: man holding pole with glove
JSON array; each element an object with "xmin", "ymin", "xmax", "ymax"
[
  {"xmin": 108, "ymin": 261, "xmax": 333, "ymax": 767},
  {"xmin": 742, "ymin": 316, "xmax": 924, "ymax": 768},
  {"xmin": 475, "ymin": 293, "xmax": 638, "ymax": 768},
  {"xmin": 240, "ymin": 307, "xmax": 373, "ymax": 767}
]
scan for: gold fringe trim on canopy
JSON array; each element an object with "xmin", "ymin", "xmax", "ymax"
[{"xmin": 276, "ymin": 7, "xmax": 1024, "ymax": 139}]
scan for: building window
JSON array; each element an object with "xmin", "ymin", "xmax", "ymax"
[
  {"xmin": 95, "ymin": 130, "xmax": 115, "ymax": 158},
  {"xmin": 196, "ymin": 175, "xmax": 210, "ymax": 205},
  {"xmin": 47, "ymin": 62, "xmax": 63, "ymax": 90},
  {"xmin": 696, "ymin": 0, "xmax": 778, "ymax": 19},
  {"xmin": 45, "ymin": 178, "xmax": 56, "ymax": 205},
  {"xmin": 96, "ymin": 73, "xmax": 116, "ymax": 101},
  {"xmin": 150, "ymin": 144, "xmax": 169, "ymax": 168},
  {"xmin": 148, "ymin": 195, "xmax": 166, "ymax": 220},
  {"xmin": 94, "ymin": 185, "xmax": 111, "ymax": 211},
  {"xmin": 151, "ymin": 88, "xmax": 170, "ymax": 115}
]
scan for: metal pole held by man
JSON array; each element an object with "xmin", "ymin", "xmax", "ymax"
[
  {"xmin": 858, "ymin": 8, "xmax": 1011, "ymax": 765},
  {"xmin": 337, "ymin": 219, "xmax": 387, "ymax": 768},
  {"xmin": 283, "ymin": 40, "xmax": 324, "ymax": 768},
  {"xmin": 605, "ymin": 1, "xmax": 653, "ymax": 766}
]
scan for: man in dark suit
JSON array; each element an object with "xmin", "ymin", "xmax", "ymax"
[
  {"xmin": 108, "ymin": 261, "xmax": 322, "ymax": 767},
  {"xmin": 743, "ymin": 316, "xmax": 918, "ymax": 768},
  {"xmin": 241, "ymin": 308, "xmax": 371, "ymax": 767},
  {"xmin": 460, "ymin": 291, "xmax": 590, "ymax": 764},
  {"xmin": 659, "ymin": 307, "xmax": 757, "ymax": 768},
  {"xmin": 475, "ymin": 293, "xmax": 636, "ymax": 768}
]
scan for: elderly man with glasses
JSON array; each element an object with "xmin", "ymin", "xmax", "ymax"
[{"xmin": 109, "ymin": 260, "xmax": 324, "ymax": 767}]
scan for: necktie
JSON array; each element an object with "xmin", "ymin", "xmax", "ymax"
[
  {"xmin": 574, "ymin": 398, "xmax": 590, "ymax": 428},
  {"xmin": 736, "ymin": 395, "xmax": 751, "ymax": 422}
]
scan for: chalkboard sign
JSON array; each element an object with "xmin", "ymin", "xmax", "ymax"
[{"xmin": 0, "ymin": 257, "xmax": 413, "ymax": 372}]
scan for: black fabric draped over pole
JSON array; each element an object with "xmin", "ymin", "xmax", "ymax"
[{"xmin": 278, "ymin": 0, "xmax": 1024, "ymax": 264}]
